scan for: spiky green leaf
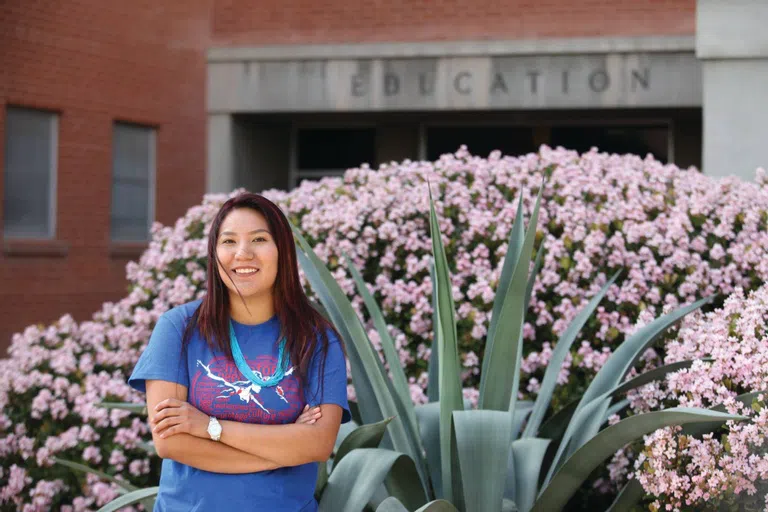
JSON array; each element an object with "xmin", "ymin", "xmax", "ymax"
[
  {"xmin": 319, "ymin": 449, "xmax": 427, "ymax": 512},
  {"xmin": 533, "ymin": 408, "xmax": 746, "ymax": 512},
  {"xmin": 453, "ymin": 410, "xmax": 513, "ymax": 512},
  {"xmin": 96, "ymin": 487, "xmax": 159, "ymax": 512},
  {"xmin": 480, "ymin": 186, "xmax": 543, "ymax": 412},
  {"xmin": 345, "ymin": 253, "xmax": 419, "ymax": 437},
  {"xmin": 428, "ymin": 187, "xmax": 464, "ymax": 506},
  {"xmin": 334, "ymin": 417, "xmax": 394, "ymax": 469},
  {"xmin": 522, "ymin": 272, "xmax": 619, "ymax": 438},
  {"xmin": 506, "ymin": 438, "xmax": 550, "ymax": 512}
]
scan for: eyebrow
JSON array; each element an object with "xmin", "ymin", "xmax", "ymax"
[{"xmin": 219, "ymin": 229, "xmax": 271, "ymax": 237}]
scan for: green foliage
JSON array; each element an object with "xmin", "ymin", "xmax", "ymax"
[{"xmin": 296, "ymin": 186, "xmax": 747, "ymax": 512}]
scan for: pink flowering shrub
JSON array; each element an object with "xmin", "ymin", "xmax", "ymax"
[
  {"xmin": 604, "ymin": 284, "xmax": 768, "ymax": 511},
  {"xmin": 1, "ymin": 145, "xmax": 767, "ymax": 509},
  {"xmin": 271, "ymin": 146, "xmax": 768, "ymax": 407}
]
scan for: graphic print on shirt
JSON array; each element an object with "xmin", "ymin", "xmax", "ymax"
[{"xmin": 190, "ymin": 355, "xmax": 304, "ymax": 424}]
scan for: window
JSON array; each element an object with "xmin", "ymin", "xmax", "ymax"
[
  {"xmin": 3, "ymin": 106, "xmax": 58, "ymax": 239},
  {"xmin": 111, "ymin": 122, "xmax": 155, "ymax": 242},
  {"xmin": 550, "ymin": 125, "xmax": 670, "ymax": 162},
  {"xmin": 426, "ymin": 126, "xmax": 537, "ymax": 161},
  {"xmin": 293, "ymin": 128, "xmax": 376, "ymax": 188}
]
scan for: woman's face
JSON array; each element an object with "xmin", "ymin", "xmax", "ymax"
[{"xmin": 216, "ymin": 208, "xmax": 279, "ymax": 302}]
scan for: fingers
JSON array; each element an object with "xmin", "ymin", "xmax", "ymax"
[
  {"xmin": 155, "ymin": 398, "xmax": 182, "ymax": 412},
  {"xmin": 158, "ymin": 424, "xmax": 186, "ymax": 439},
  {"xmin": 152, "ymin": 403, "xmax": 183, "ymax": 423},
  {"xmin": 152, "ymin": 416, "xmax": 184, "ymax": 436},
  {"xmin": 296, "ymin": 405, "xmax": 322, "ymax": 424}
]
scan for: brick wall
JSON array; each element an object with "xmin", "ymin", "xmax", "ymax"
[
  {"xmin": 212, "ymin": 0, "xmax": 695, "ymax": 46},
  {"xmin": 0, "ymin": 1, "xmax": 210, "ymax": 351}
]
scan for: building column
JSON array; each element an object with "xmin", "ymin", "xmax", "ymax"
[
  {"xmin": 207, "ymin": 114, "xmax": 235, "ymax": 193},
  {"xmin": 697, "ymin": 0, "xmax": 768, "ymax": 181}
]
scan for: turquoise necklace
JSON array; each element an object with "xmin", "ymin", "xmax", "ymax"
[{"xmin": 229, "ymin": 321, "xmax": 290, "ymax": 388}]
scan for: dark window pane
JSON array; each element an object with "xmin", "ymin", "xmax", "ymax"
[
  {"xmin": 426, "ymin": 126, "xmax": 536, "ymax": 161},
  {"xmin": 297, "ymin": 128, "xmax": 376, "ymax": 170},
  {"xmin": 3, "ymin": 107, "xmax": 55, "ymax": 239},
  {"xmin": 550, "ymin": 126, "xmax": 669, "ymax": 162},
  {"xmin": 111, "ymin": 123, "xmax": 153, "ymax": 241}
]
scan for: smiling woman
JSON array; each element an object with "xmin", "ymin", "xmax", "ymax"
[{"xmin": 127, "ymin": 192, "xmax": 351, "ymax": 512}]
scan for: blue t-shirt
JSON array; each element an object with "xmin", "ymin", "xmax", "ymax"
[{"xmin": 128, "ymin": 300, "xmax": 350, "ymax": 512}]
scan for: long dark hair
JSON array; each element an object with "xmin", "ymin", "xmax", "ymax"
[{"xmin": 182, "ymin": 192, "xmax": 338, "ymax": 388}]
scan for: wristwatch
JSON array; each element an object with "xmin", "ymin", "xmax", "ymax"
[{"xmin": 207, "ymin": 416, "xmax": 222, "ymax": 441}]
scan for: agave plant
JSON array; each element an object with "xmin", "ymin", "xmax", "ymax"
[{"xmin": 293, "ymin": 183, "xmax": 748, "ymax": 512}]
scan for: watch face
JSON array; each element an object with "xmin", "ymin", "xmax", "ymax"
[{"xmin": 210, "ymin": 423, "xmax": 222, "ymax": 435}]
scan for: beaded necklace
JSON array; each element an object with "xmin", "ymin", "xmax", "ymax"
[{"xmin": 229, "ymin": 321, "xmax": 289, "ymax": 388}]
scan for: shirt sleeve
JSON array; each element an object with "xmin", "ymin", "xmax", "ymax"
[
  {"xmin": 128, "ymin": 311, "xmax": 190, "ymax": 393},
  {"xmin": 305, "ymin": 329, "xmax": 351, "ymax": 424}
]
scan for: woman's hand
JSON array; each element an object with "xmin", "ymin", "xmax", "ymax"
[
  {"xmin": 152, "ymin": 398, "xmax": 210, "ymax": 439},
  {"xmin": 295, "ymin": 404, "xmax": 322, "ymax": 425},
  {"xmin": 152, "ymin": 400, "xmax": 323, "ymax": 439}
]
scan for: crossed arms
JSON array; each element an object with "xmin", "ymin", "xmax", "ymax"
[{"xmin": 145, "ymin": 380, "xmax": 342, "ymax": 474}]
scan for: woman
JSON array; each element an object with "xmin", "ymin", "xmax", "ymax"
[{"xmin": 128, "ymin": 192, "xmax": 350, "ymax": 511}]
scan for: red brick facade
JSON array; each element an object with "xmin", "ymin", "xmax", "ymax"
[
  {"xmin": 0, "ymin": 0, "xmax": 696, "ymax": 351},
  {"xmin": 212, "ymin": 0, "xmax": 695, "ymax": 45},
  {"xmin": 0, "ymin": 1, "xmax": 209, "ymax": 349}
]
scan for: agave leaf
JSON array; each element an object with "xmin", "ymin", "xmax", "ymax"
[
  {"xmin": 522, "ymin": 272, "xmax": 619, "ymax": 438},
  {"xmin": 481, "ymin": 192, "xmax": 525, "ymax": 383},
  {"xmin": 319, "ymin": 448, "xmax": 427, "ymax": 512},
  {"xmin": 683, "ymin": 390, "xmax": 767, "ymax": 438},
  {"xmin": 503, "ymin": 499, "xmax": 520, "ymax": 512},
  {"xmin": 415, "ymin": 402, "xmax": 443, "ymax": 499},
  {"xmin": 315, "ymin": 460, "xmax": 329, "ymax": 501},
  {"xmin": 428, "ymin": 187, "xmax": 464, "ymax": 506},
  {"xmin": 480, "ymin": 186, "xmax": 543, "ymax": 413},
  {"xmin": 537, "ymin": 399, "xmax": 578, "ymax": 442},
  {"xmin": 533, "ymin": 408, "xmax": 747, "ymax": 512},
  {"xmin": 606, "ymin": 478, "xmax": 644, "ymax": 512},
  {"xmin": 96, "ymin": 487, "xmax": 159, "ymax": 512},
  {"xmin": 512, "ymin": 401, "xmax": 534, "ymax": 440},
  {"xmin": 525, "ymin": 242, "xmax": 544, "ymax": 315},
  {"xmin": 536, "ymin": 358, "xmax": 710, "ymax": 444},
  {"xmin": 452, "ymin": 410, "xmax": 513, "ymax": 512},
  {"xmin": 348, "ymin": 400, "xmax": 363, "ymax": 425},
  {"xmin": 333, "ymin": 420, "xmax": 360, "ymax": 455},
  {"xmin": 293, "ymin": 227, "xmax": 428, "ymax": 486},
  {"xmin": 294, "ymin": 245, "xmax": 381, "ymax": 426},
  {"xmin": 610, "ymin": 358, "xmax": 713, "ymax": 398},
  {"xmin": 53, "ymin": 458, "xmax": 137, "ymax": 492},
  {"xmin": 603, "ymin": 399, "xmax": 630, "ymax": 424},
  {"xmin": 376, "ymin": 497, "xmax": 461, "ymax": 512},
  {"xmin": 345, "ymin": 252, "xmax": 419, "ymax": 437},
  {"xmin": 428, "ymin": 259, "xmax": 440, "ymax": 403},
  {"xmin": 97, "ymin": 402, "xmax": 147, "ymax": 415},
  {"xmin": 334, "ymin": 417, "xmax": 394, "ymax": 469},
  {"xmin": 377, "ymin": 496, "xmax": 410, "ymax": 512},
  {"xmin": 546, "ymin": 296, "xmax": 713, "ymax": 482},
  {"xmin": 505, "ymin": 438, "xmax": 550, "ymax": 512}
]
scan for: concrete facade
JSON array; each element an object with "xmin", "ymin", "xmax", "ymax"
[
  {"xmin": 206, "ymin": 36, "xmax": 704, "ymax": 192},
  {"xmin": 697, "ymin": 0, "xmax": 768, "ymax": 181},
  {"xmin": 207, "ymin": 42, "xmax": 701, "ymax": 113}
]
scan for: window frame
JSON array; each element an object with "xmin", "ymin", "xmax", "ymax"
[
  {"xmin": 289, "ymin": 123, "xmax": 377, "ymax": 189},
  {"xmin": 2, "ymin": 105, "xmax": 59, "ymax": 240},
  {"xmin": 110, "ymin": 121, "xmax": 156, "ymax": 243}
]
